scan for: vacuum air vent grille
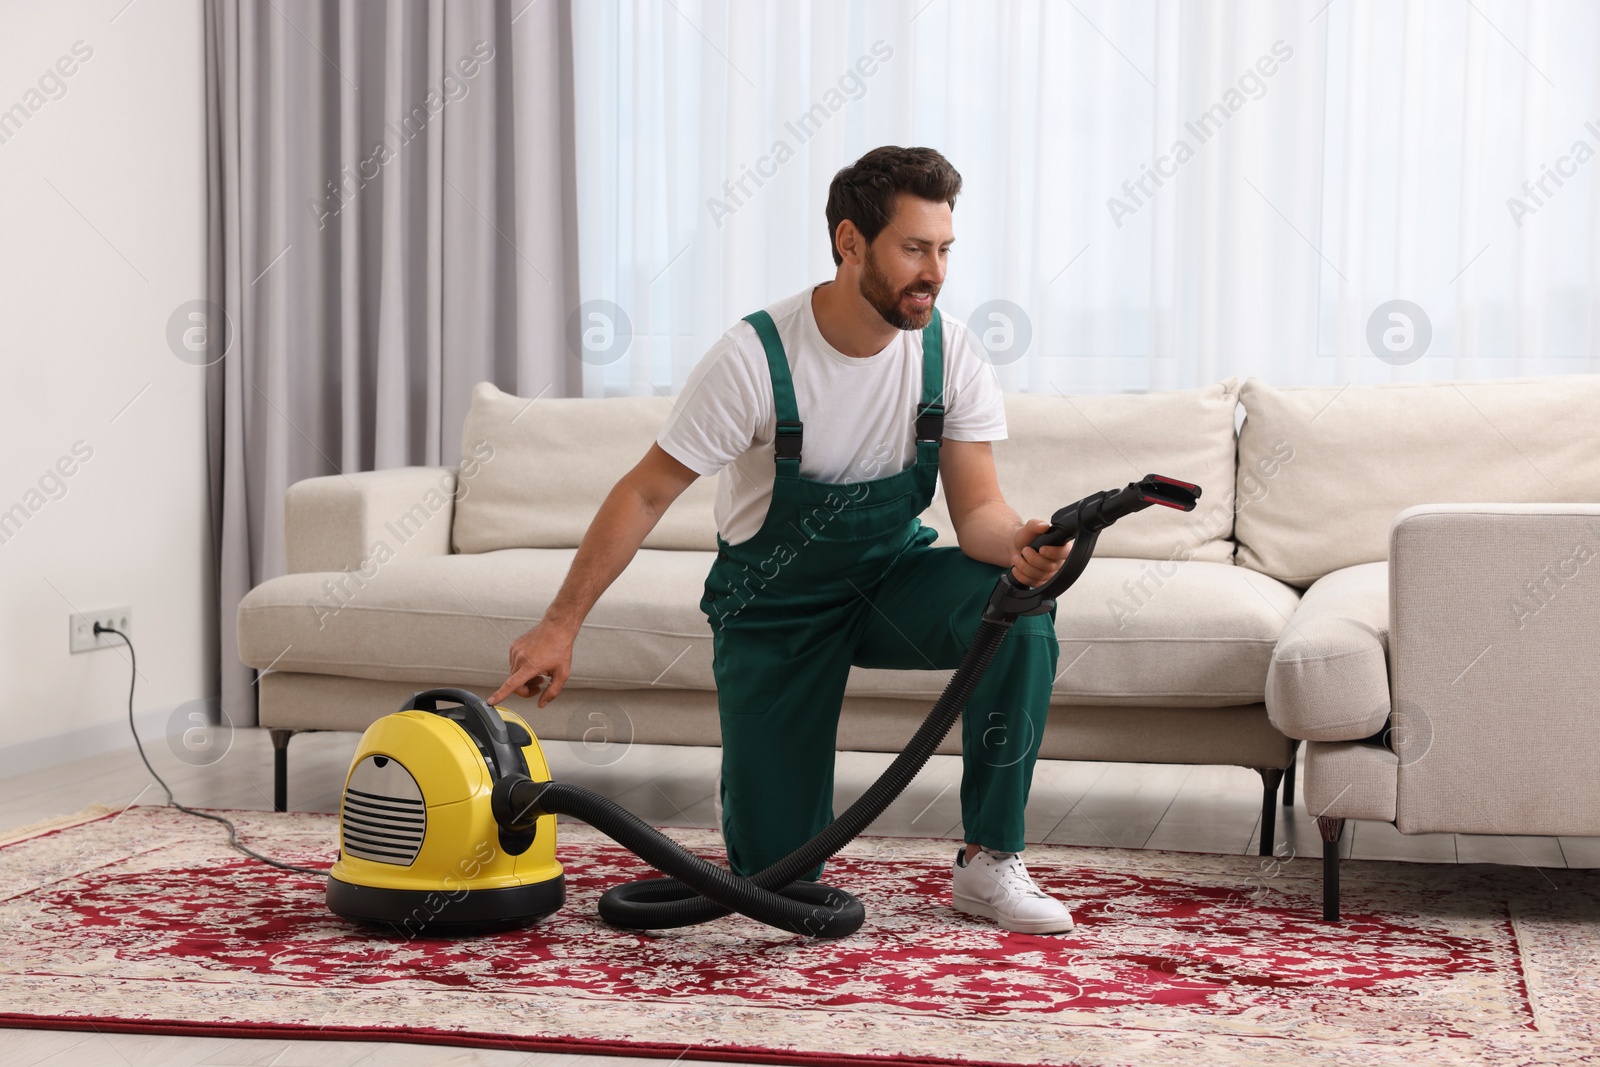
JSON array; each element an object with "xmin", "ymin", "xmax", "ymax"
[{"xmin": 340, "ymin": 755, "xmax": 426, "ymax": 866}]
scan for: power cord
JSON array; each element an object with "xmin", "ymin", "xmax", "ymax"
[{"xmin": 96, "ymin": 622, "xmax": 331, "ymax": 877}]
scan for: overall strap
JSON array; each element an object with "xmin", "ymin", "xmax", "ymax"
[
  {"xmin": 742, "ymin": 310, "xmax": 803, "ymax": 469},
  {"xmin": 915, "ymin": 307, "xmax": 945, "ymax": 444}
]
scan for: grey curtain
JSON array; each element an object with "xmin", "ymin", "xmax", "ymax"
[{"xmin": 203, "ymin": 0, "xmax": 580, "ymax": 727}]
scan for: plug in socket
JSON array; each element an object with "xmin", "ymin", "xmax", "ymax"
[{"xmin": 69, "ymin": 606, "xmax": 133, "ymax": 653}]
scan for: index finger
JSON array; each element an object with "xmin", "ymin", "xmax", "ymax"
[{"xmin": 487, "ymin": 666, "xmax": 540, "ymax": 706}]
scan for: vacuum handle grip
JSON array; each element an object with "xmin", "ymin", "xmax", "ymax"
[
  {"xmin": 400, "ymin": 687, "xmax": 509, "ymax": 742},
  {"xmin": 987, "ymin": 474, "xmax": 1203, "ymax": 623},
  {"xmin": 399, "ymin": 687, "xmax": 527, "ymax": 782},
  {"xmin": 1027, "ymin": 524, "xmax": 1074, "ymax": 552}
]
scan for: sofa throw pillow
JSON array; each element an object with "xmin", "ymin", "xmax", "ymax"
[{"xmin": 1235, "ymin": 374, "xmax": 1600, "ymax": 586}]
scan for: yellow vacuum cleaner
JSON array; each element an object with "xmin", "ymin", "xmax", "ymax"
[
  {"xmin": 326, "ymin": 475, "xmax": 1201, "ymax": 939},
  {"xmin": 326, "ymin": 689, "xmax": 565, "ymax": 935}
]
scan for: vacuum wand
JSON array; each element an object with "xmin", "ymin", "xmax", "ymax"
[{"xmin": 493, "ymin": 473, "xmax": 1201, "ymax": 938}]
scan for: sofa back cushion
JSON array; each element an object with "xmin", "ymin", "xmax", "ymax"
[
  {"xmin": 1235, "ymin": 375, "xmax": 1600, "ymax": 586},
  {"xmin": 456, "ymin": 378, "xmax": 1242, "ymax": 560},
  {"xmin": 453, "ymin": 382, "xmax": 720, "ymax": 553},
  {"xmin": 919, "ymin": 379, "xmax": 1241, "ymax": 564}
]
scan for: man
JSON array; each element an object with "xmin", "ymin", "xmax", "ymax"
[{"xmin": 489, "ymin": 146, "xmax": 1075, "ymax": 933}]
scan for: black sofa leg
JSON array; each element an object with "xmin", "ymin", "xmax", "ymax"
[
  {"xmin": 1283, "ymin": 739, "xmax": 1301, "ymax": 807},
  {"xmin": 1318, "ymin": 816, "xmax": 1344, "ymax": 921},
  {"xmin": 1255, "ymin": 767, "xmax": 1284, "ymax": 856},
  {"xmin": 269, "ymin": 729, "xmax": 295, "ymax": 812}
]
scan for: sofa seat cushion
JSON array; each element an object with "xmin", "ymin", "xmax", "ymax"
[
  {"xmin": 239, "ymin": 548, "xmax": 723, "ymax": 692},
  {"xmin": 238, "ymin": 550, "xmax": 1298, "ymax": 707},
  {"xmin": 1011, "ymin": 557, "xmax": 1299, "ymax": 707}
]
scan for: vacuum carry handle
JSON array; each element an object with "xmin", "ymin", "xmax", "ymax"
[{"xmin": 399, "ymin": 687, "xmax": 526, "ymax": 782}]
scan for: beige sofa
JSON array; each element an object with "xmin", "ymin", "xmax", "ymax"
[{"xmin": 238, "ymin": 374, "xmax": 1600, "ymax": 911}]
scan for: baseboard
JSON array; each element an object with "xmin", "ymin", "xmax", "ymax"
[{"xmin": 0, "ymin": 705, "xmax": 177, "ymax": 780}]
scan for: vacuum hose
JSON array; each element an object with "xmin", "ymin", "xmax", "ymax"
[
  {"xmin": 496, "ymin": 617, "xmax": 1010, "ymax": 938},
  {"xmin": 491, "ymin": 474, "xmax": 1201, "ymax": 938}
]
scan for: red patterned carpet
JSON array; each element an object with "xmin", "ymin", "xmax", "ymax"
[{"xmin": 0, "ymin": 805, "xmax": 1597, "ymax": 1065}]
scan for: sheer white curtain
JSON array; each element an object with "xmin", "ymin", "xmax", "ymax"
[{"xmin": 571, "ymin": 0, "xmax": 1600, "ymax": 397}]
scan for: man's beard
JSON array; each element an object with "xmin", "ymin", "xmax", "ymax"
[{"xmin": 859, "ymin": 246, "xmax": 937, "ymax": 330}]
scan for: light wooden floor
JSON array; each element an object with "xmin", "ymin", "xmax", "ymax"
[{"xmin": 3, "ymin": 727, "xmax": 1595, "ymax": 1067}]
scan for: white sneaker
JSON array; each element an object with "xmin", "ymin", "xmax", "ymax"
[{"xmin": 952, "ymin": 847, "xmax": 1075, "ymax": 934}]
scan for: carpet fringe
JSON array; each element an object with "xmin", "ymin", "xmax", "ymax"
[{"xmin": 0, "ymin": 803, "xmax": 118, "ymax": 846}]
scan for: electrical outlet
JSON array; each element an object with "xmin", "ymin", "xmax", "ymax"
[{"xmin": 69, "ymin": 606, "xmax": 133, "ymax": 653}]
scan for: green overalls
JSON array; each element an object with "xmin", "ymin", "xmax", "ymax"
[{"xmin": 699, "ymin": 306, "xmax": 1060, "ymax": 880}]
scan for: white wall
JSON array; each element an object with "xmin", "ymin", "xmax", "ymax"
[{"xmin": 0, "ymin": 0, "xmax": 210, "ymax": 771}]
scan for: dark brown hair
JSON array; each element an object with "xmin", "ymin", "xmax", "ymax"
[{"xmin": 825, "ymin": 147, "xmax": 962, "ymax": 267}]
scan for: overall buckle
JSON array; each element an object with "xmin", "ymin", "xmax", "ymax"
[
  {"xmin": 914, "ymin": 403, "xmax": 945, "ymax": 443},
  {"xmin": 774, "ymin": 421, "xmax": 803, "ymax": 460}
]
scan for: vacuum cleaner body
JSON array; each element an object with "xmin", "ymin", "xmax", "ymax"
[{"xmin": 326, "ymin": 694, "xmax": 564, "ymax": 935}]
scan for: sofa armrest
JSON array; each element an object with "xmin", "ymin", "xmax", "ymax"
[
  {"xmin": 1265, "ymin": 561, "xmax": 1391, "ymax": 742},
  {"xmin": 1389, "ymin": 502, "xmax": 1600, "ymax": 835},
  {"xmin": 285, "ymin": 467, "xmax": 459, "ymax": 574}
]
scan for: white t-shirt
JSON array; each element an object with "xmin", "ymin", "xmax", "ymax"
[{"xmin": 657, "ymin": 283, "xmax": 1008, "ymax": 545}]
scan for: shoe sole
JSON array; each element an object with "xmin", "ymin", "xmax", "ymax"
[{"xmin": 953, "ymin": 893, "xmax": 1075, "ymax": 934}]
